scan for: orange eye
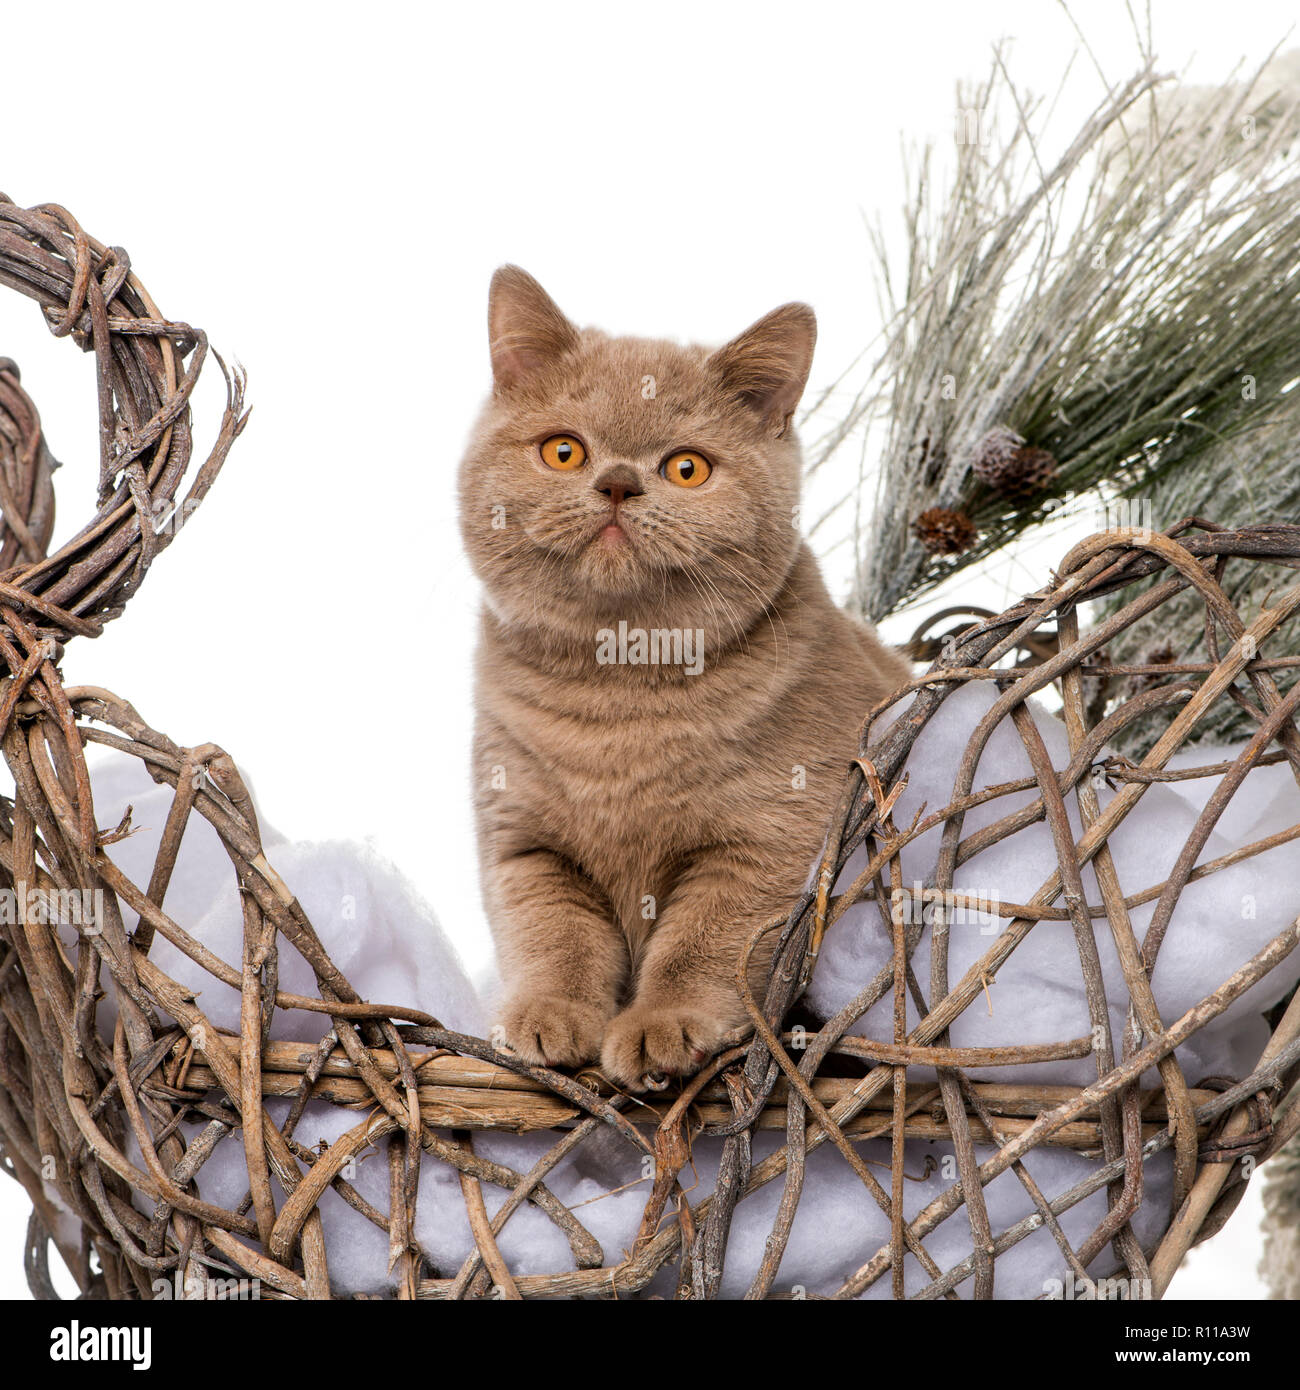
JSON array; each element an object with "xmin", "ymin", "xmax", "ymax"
[
  {"xmin": 661, "ymin": 450, "xmax": 712, "ymax": 488},
  {"xmin": 539, "ymin": 435, "xmax": 586, "ymax": 470}
]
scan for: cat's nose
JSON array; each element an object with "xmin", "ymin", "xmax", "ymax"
[{"xmin": 594, "ymin": 464, "xmax": 644, "ymax": 508}]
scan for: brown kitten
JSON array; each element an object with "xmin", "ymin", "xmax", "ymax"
[{"xmin": 459, "ymin": 267, "xmax": 910, "ymax": 1090}]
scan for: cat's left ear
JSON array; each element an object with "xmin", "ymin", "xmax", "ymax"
[{"xmin": 709, "ymin": 303, "xmax": 817, "ymax": 437}]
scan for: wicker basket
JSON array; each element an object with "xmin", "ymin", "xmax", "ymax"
[{"xmin": 0, "ymin": 195, "xmax": 1297, "ymax": 1301}]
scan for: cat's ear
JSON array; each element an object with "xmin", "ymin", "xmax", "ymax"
[
  {"xmin": 488, "ymin": 266, "xmax": 580, "ymax": 393},
  {"xmin": 709, "ymin": 303, "xmax": 817, "ymax": 436}
]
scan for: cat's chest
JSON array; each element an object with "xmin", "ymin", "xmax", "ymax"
[
  {"xmin": 511, "ymin": 687, "xmax": 712, "ymax": 808},
  {"xmin": 483, "ymin": 661, "xmax": 752, "ymax": 839}
]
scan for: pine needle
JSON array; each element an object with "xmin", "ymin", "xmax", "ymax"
[{"xmin": 811, "ymin": 44, "xmax": 1300, "ymax": 625}]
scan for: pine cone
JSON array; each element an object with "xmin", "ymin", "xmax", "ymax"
[
  {"xmin": 970, "ymin": 425, "xmax": 1023, "ymax": 477},
  {"xmin": 913, "ymin": 507, "xmax": 977, "ymax": 555},
  {"xmin": 971, "ymin": 426, "xmax": 1058, "ymax": 495}
]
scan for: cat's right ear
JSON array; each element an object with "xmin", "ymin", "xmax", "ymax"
[{"xmin": 488, "ymin": 266, "xmax": 580, "ymax": 393}]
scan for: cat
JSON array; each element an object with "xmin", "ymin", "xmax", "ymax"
[{"xmin": 459, "ymin": 267, "xmax": 911, "ymax": 1090}]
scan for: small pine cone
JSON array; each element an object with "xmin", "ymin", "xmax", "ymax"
[
  {"xmin": 1005, "ymin": 445, "xmax": 1058, "ymax": 493},
  {"xmin": 913, "ymin": 506, "xmax": 977, "ymax": 555},
  {"xmin": 972, "ymin": 426, "xmax": 1058, "ymax": 495},
  {"xmin": 970, "ymin": 425, "xmax": 1024, "ymax": 480}
]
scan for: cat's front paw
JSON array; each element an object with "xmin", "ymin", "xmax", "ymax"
[
  {"xmin": 600, "ymin": 1004, "xmax": 724, "ymax": 1090},
  {"xmin": 495, "ymin": 993, "xmax": 607, "ymax": 1069}
]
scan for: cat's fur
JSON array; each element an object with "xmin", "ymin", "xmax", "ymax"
[{"xmin": 459, "ymin": 267, "xmax": 910, "ymax": 1089}]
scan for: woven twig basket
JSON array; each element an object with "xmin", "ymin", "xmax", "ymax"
[{"xmin": 0, "ymin": 196, "xmax": 1298, "ymax": 1301}]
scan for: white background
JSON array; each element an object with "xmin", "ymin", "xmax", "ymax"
[{"xmin": 0, "ymin": 0, "xmax": 1293, "ymax": 1299}]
